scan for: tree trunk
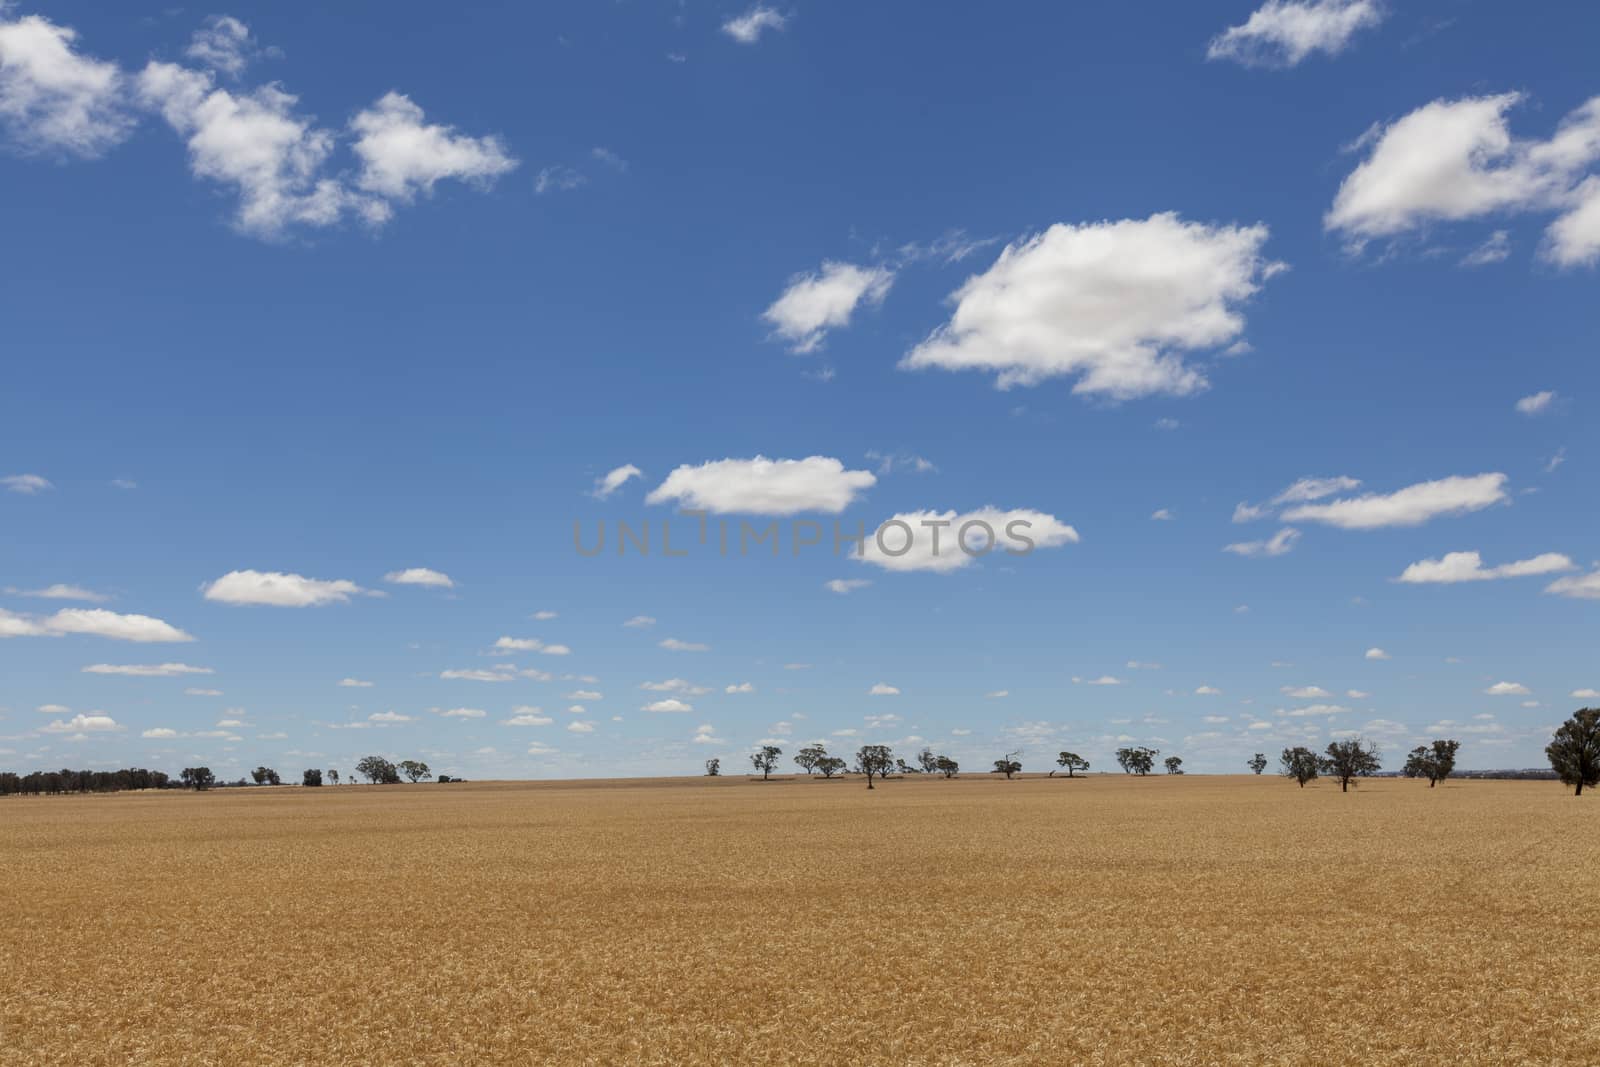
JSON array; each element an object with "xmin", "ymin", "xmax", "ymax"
[
  {"xmin": 1577, "ymin": 780, "xmax": 1584, "ymax": 796},
  {"xmin": 1340, "ymin": 779, "xmax": 1348, "ymax": 792}
]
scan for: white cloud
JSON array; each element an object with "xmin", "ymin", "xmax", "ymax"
[
  {"xmin": 0, "ymin": 606, "xmax": 194, "ymax": 643},
  {"xmin": 383, "ymin": 567, "xmax": 454, "ymax": 588},
  {"xmin": 1325, "ymin": 93, "xmax": 1600, "ymax": 264},
  {"xmin": 526, "ymin": 742, "xmax": 558, "ymax": 756},
  {"xmin": 647, "ymin": 455, "xmax": 875, "ymax": 515},
  {"xmin": 1571, "ymin": 688, "xmax": 1600, "ymax": 699},
  {"xmin": 2, "ymin": 473, "xmax": 52, "ymax": 493},
  {"xmin": 725, "ymin": 682, "xmax": 755, "ymax": 694},
  {"xmin": 643, "ymin": 698, "xmax": 693, "ymax": 713},
  {"xmin": 1397, "ymin": 550, "xmax": 1575, "ymax": 584},
  {"xmin": 0, "ymin": 13, "xmax": 131, "ymax": 156},
  {"xmin": 368, "ymin": 711, "xmax": 412, "ymax": 723},
  {"xmin": 184, "ymin": 15, "xmax": 261, "ymax": 78},
  {"xmin": 1515, "ymin": 390, "xmax": 1557, "ymax": 416},
  {"xmin": 1461, "ymin": 230, "xmax": 1511, "ymax": 267},
  {"xmin": 691, "ymin": 723, "xmax": 724, "ymax": 745},
  {"xmin": 763, "ymin": 261, "xmax": 894, "ymax": 353},
  {"xmin": 1224, "ymin": 527, "xmax": 1300, "ymax": 558},
  {"xmin": 566, "ymin": 689, "xmax": 603, "ymax": 701},
  {"xmin": 1347, "ymin": 689, "xmax": 1370, "ymax": 699},
  {"xmin": 987, "ymin": 689, "xmax": 1009, "ymax": 699},
  {"xmin": 566, "ymin": 720, "xmax": 595, "ymax": 733},
  {"xmin": 350, "ymin": 91, "xmax": 517, "ymax": 203},
  {"xmin": 440, "ymin": 667, "xmax": 529, "ymax": 683},
  {"xmin": 1195, "ymin": 686, "xmax": 1223, "ymax": 695},
  {"xmin": 1207, "ymin": 0, "xmax": 1385, "ymax": 68},
  {"xmin": 1233, "ymin": 475, "xmax": 1362, "ymax": 523},
  {"xmin": 1364, "ymin": 647, "xmax": 1390, "ymax": 660},
  {"xmin": 869, "ymin": 683, "xmax": 900, "ymax": 696},
  {"xmin": 1484, "ymin": 681, "xmax": 1529, "ymax": 696},
  {"xmin": 534, "ymin": 165, "xmax": 585, "ymax": 195},
  {"xmin": 722, "ymin": 6, "xmax": 788, "ymax": 44},
  {"xmin": 824, "ymin": 578, "xmax": 871, "ymax": 594},
  {"xmin": 81, "ymin": 662, "xmax": 212, "ymax": 677},
  {"xmin": 1282, "ymin": 685, "xmax": 1333, "ymax": 699},
  {"xmin": 592, "ymin": 464, "xmax": 642, "ymax": 500},
  {"xmin": 142, "ymin": 727, "xmax": 179, "ymax": 739},
  {"xmin": 338, "ymin": 678, "xmax": 374, "ymax": 688},
  {"xmin": 659, "ymin": 638, "xmax": 709, "ymax": 652},
  {"xmin": 1277, "ymin": 703, "xmax": 1350, "ymax": 717},
  {"xmin": 623, "ymin": 615, "xmax": 656, "ymax": 628},
  {"xmin": 493, "ymin": 637, "xmax": 571, "ymax": 656},
  {"xmin": 900, "ymin": 214, "xmax": 1281, "ymax": 399},
  {"xmin": 1150, "ymin": 508, "xmax": 1175, "ymax": 521},
  {"xmin": 1126, "ymin": 661, "xmax": 1163, "ymax": 670},
  {"xmin": 503, "ymin": 708, "xmax": 553, "ymax": 726},
  {"xmin": 203, "ymin": 569, "xmax": 367, "ymax": 606},
  {"xmin": 640, "ymin": 678, "xmax": 711, "ymax": 695},
  {"xmin": 857, "ymin": 507, "xmax": 1078, "ymax": 573},
  {"xmin": 40, "ymin": 712, "xmax": 121, "ymax": 734},
  {"xmin": 1280, "ymin": 473, "xmax": 1508, "ymax": 529},
  {"xmin": 9, "ymin": 583, "xmax": 108, "ymax": 602},
  {"xmin": 184, "ymin": 687, "xmax": 223, "ymax": 696},
  {"xmin": 1546, "ymin": 570, "xmax": 1600, "ymax": 600},
  {"xmin": 36, "ymin": 703, "xmax": 70, "ymax": 714},
  {"xmin": 1077, "ymin": 675, "xmax": 1123, "ymax": 687},
  {"xmin": 440, "ymin": 707, "xmax": 486, "ymax": 719},
  {"xmin": 532, "ymin": 610, "xmax": 559, "ymax": 621}
]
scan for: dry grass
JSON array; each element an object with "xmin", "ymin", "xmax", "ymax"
[{"xmin": 3, "ymin": 774, "xmax": 1598, "ymax": 1065}]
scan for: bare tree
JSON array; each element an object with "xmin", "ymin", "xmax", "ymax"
[{"xmin": 1547, "ymin": 708, "xmax": 1600, "ymax": 796}]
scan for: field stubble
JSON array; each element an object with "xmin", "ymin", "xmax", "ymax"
[{"xmin": 2, "ymin": 774, "xmax": 1597, "ymax": 1065}]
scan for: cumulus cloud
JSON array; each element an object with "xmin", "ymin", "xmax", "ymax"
[
  {"xmin": 1397, "ymin": 550, "xmax": 1575, "ymax": 584},
  {"xmin": 659, "ymin": 637, "xmax": 709, "ymax": 652},
  {"xmin": 492, "ymin": 636, "xmax": 570, "ymax": 656},
  {"xmin": 566, "ymin": 720, "xmax": 594, "ymax": 733},
  {"xmin": 623, "ymin": 615, "xmax": 656, "ymax": 628},
  {"xmin": 592, "ymin": 464, "xmax": 642, "ymax": 500},
  {"xmin": 441, "ymin": 666, "xmax": 549, "ymax": 683},
  {"xmin": 722, "ymin": 5, "xmax": 788, "ymax": 44},
  {"xmin": 1364, "ymin": 647, "xmax": 1390, "ymax": 660},
  {"xmin": 1484, "ymin": 681, "xmax": 1529, "ymax": 696},
  {"xmin": 869, "ymin": 683, "xmax": 900, "ymax": 696},
  {"xmin": 439, "ymin": 707, "xmax": 486, "ymax": 719},
  {"xmin": 203, "ymin": 569, "xmax": 367, "ymax": 607},
  {"xmin": 900, "ymin": 214, "xmax": 1282, "ymax": 399},
  {"xmin": 856, "ymin": 507, "xmax": 1078, "ymax": 573},
  {"xmin": 0, "ymin": 607, "xmax": 193, "ymax": 642},
  {"xmin": 338, "ymin": 678, "xmax": 374, "ymax": 688},
  {"xmin": 725, "ymin": 682, "xmax": 755, "ymax": 694},
  {"xmin": 184, "ymin": 15, "xmax": 263, "ymax": 78},
  {"xmin": 2, "ymin": 473, "xmax": 52, "ymax": 493},
  {"xmin": 1546, "ymin": 570, "xmax": 1600, "ymax": 600},
  {"xmin": 1224, "ymin": 527, "xmax": 1300, "ymax": 557},
  {"xmin": 763, "ymin": 261, "xmax": 894, "ymax": 353},
  {"xmin": 1076, "ymin": 675, "xmax": 1123, "ymax": 687},
  {"xmin": 81, "ymin": 662, "xmax": 212, "ymax": 676},
  {"xmin": 691, "ymin": 723, "xmax": 724, "ymax": 745},
  {"xmin": 1280, "ymin": 473, "xmax": 1507, "ymax": 529},
  {"xmin": 142, "ymin": 727, "xmax": 179, "ymax": 739},
  {"xmin": 383, "ymin": 567, "xmax": 453, "ymax": 588},
  {"xmin": 1195, "ymin": 686, "xmax": 1223, "ymax": 695},
  {"xmin": 647, "ymin": 455, "xmax": 875, "ymax": 515},
  {"xmin": 503, "ymin": 708, "xmax": 553, "ymax": 726},
  {"xmin": 8, "ymin": 583, "xmax": 108, "ymax": 601},
  {"xmin": 1282, "ymin": 685, "xmax": 1333, "ymax": 699},
  {"xmin": 1572, "ymin": 688, "xmax": 1600, "ymax": 699},
  {"xmin": 350, "ymin": 91, "xmax": 517, "ymax": 204},
  {"xmin": 640, "ymin": 678, "xmax": 711, "ymax": 695},
  {"xmin": 1515, "ymin": 390, "xmax": 1557, "ymax": 416},
  {"xmin": 824, "ymin": 578, "xmax": 871, "ymax": 594},
  {"xmin": 40, "ymin": 712, "xmax": 122, "ymax": 734},
  {"xmin": 0, "ymin": 12, "xmax": 131, "ymax": 156},
  {"xmin": 643, "ymin": 698, "xmax": 693, "ymax": 713},
  {"xmin": 1326, "ymin": 93, "xmax": 1600, "ymax": 265},
  {"xmin": 1207, "ymin": 0, "xmax": 1385, "ymax": 68}
]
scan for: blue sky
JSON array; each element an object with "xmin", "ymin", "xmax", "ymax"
[{"xmin": 1, "ymin": 0, "xmax": 1596, "ymax": 779}]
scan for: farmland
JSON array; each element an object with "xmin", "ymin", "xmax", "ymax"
[{"xmin": 3, "ymin": 774, "xmax": 1598, "ymax": 1065}]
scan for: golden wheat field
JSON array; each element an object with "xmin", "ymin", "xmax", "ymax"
[{"xmin": 2, "ymin": 774, "xmax": 1597, "ymax": 1065}]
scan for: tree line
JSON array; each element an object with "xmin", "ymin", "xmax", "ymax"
[{"xmin": 1, "ymin": 755, "xmax": 452, "ymax": 795}]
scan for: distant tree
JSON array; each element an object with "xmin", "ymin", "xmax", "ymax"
[
  {"xmin": 992, "ymin": 753, "xmax": 1022, "ymax": 779},
  {"xmin": 180, "ymin": 766, "xmax": 215, "ymax": 791},
  {"xmin": 1403, "ymin": 739, "xmax": 1461, "ymax": 788},
  {"xmin": 751, "ymin": 745, "xmax": 781, "ymax": 780},
  {"xmin": 1247, "ymin": 753, "xmax": 1268, "ymax": 775},
  {"xmin": 1052, "ymin": 751, "xmax": 1089, "ymax": 777},
  {"xmin": 250, "ymin": 766, "xmax": 280, "ymax": 786},
  {"xmin": 935, "ymin": 755, "xmax": 959, "ymax": 778},
  {"xmin": 818, "ymin": 756, "xmax": 847, "ymax": 779},
  {"xmin": 1320, "ymin": 738, "xmax": 1381, "ymax": 793},
  {"xmin": 1115, "ymin": 747, "xmax": 1158, "ymax": 776},
  {"xmin": 704, "ymin": 758, "xmax": 721, "ymax": 777},
  {"xmin": 1164, "ymin": 756, "xmax": 1184, "ymax": 775},
  {"xmin": 917, "ymin": 748, "xmax": 939, "ymax": 775},
  {"xmin": 855, "ymin": 744, "xmax": 894, "ymax": 789},
  {"xmin": 327, "ymin": 769, "xmax": 339, "ymax": 786},
  {"xmin": 795, "ymin": 744, "xmax": 827, "ymax": 775},
  {"xmin": 895, "ymin": 758, "xmax": 917, "ymax": 775},
  {"xmin": 302, "ymin": 768, "xmax": 323, "ymax": 787},
  {"xmin": 1546, "ymin": 708, "xmax": 1600, "ymax": 796},
  {"xmin": 1280, "ymin": 747, "xmax": 1319, "ymax": 788},
  {"xmin": 398, "ymin": 760, "xmax": 432, "ymax": 784},
  {"xmin": 355, "ymin": 756, "xmax": 400, "ymax": 785}
]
